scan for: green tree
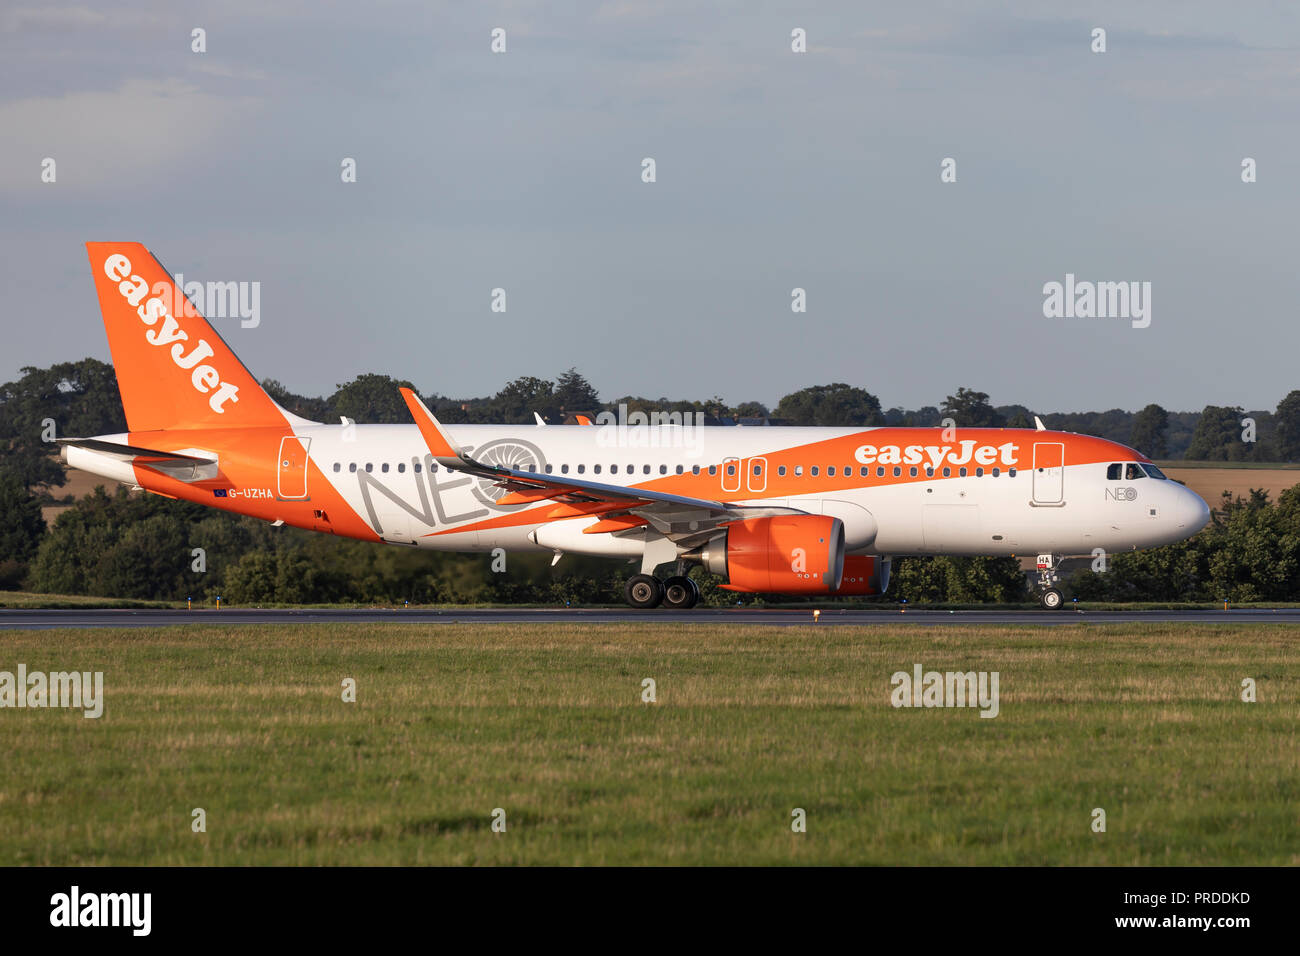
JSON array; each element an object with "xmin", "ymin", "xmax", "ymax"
[
  {"xmin": 1129, "ymin": 403, "xmax": 1169, "ymax": 459},
  {"xmin": 490, "ymin": 376, "xmax": 556, "ymax": 423},
  {"xmin": 330, "ymin": 374, "xmax": 419, "ymax": 424},
  {"xmin": 0, "ymin": 359, "xmax": 127, "ymax": 489},
  {"xmin": 262, "ymin": 378, "xmax": 336, "ymax": 422},
  {"xmin": 941, "ymin": 388, "xmax": 1005, "ymax": 428},
  {"xmin": 1274, "ymin": 390, "xmax": 1300, "ymax": 462},
  {"xmin": 0, "ymin": 471, "xmax": 46, "ymax": 588},
  {"xmin": 552, "ymin": 368, "xmax": 601, "ymax": 414},
  {"xmin": 1185, "ymin": 405, "xmax": 1244, "ymax": 460},
  {"xmin": 774, "ymin": 384, "xmax": 883, "ymax": 427}
]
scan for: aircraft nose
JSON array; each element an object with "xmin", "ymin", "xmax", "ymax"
[{"xmin": 1176, "ymin": 486, "xmax": 1211, "ymax": 533}]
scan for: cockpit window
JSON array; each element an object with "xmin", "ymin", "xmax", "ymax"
[
  {"xmin": 1106, "ymin": 463, "xmax": 1122, "ymax": 480},
  {"xmin": 1143, "ymin": 463, "xmax": 1168, "ymax": 480},
  {"xmin": 1125, "ymin": 463, "xmax": 1146, "ymax": 480}
]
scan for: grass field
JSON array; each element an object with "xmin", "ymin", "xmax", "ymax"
[{"xmin": 1, "ymin": 622, "xmax": 1296, "ymax": 865}]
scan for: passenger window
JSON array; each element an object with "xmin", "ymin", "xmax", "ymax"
[
  {"xmin": 909, "ymin": 466, "xmax": 918, "ymax": 477},
  {"xmin": 692, "ymin": 465, "xmax": 701, "ymax": 475},
  {"xmin": 708, "ymin": 465, "xmax": 717, "ymax": 476},
  {"xmin": 752, "ymin": 464, "xmax": 761, "ymax": 476},
  {"xmin": 827, "ymin": 466, "xmax": 836, "ymax": 477},
  {"xmin": 1009, "ymin": 468, "xmax": 1017, "ymax": 477},
  {"xmin": 975, "ymin": 467, "xmax": 983, "ymax": 477},
  {"xmin": 810, "ymin": 466, "xmax": 819, "ymax": 476},
  {"xmin": 333, "ymin": 463, "xmax": 340, "ymax": 473},
  {"xmin": 593, "ymin": 464, "xmax": 601, "ymax": 474},
  {"xmin": 992, "ymin": 467, "xmax": 1000, "ymax": 477},
  {"xmin": 349, "ymin": 463, "xmax": 356, "ymax": 473},
  {"xmin": 365, "ymin": 463, "xmax": 373, "ymax": 473},
  {"xmin": 778, "ymin": 465, "xmax": 787, "ymax": 476},
  {"xmin": 959, "ymin": 467, "xmax": 967, "ymax": 477},
  {"xmin": 643, "ymin": 465, "xmax": 651, "ymax": 475},
  {"xmin": 943, "ymin": 467, "xmax": 951, "ymax": 477},
  {"xmin": 561, "ymin": 465, "xmax": 569, "ymax": 474},
  {"xmin": 876, "ymin": 467, "xmax": 885, "ymax": 477},
  {"xmin": 660, "ymin": 465, "xmax": 668, "ymax": 475},
  {"xmin": 794, "ymin": 465, "xmax": 803, "ymax": 476},
  {"xmin": 861, "ymin": 466, "xmax": 869, "ymax": 477},
  {"xmin": 577, "ymin": 465, "xmax": 585, "ymax": 474},
  {"xmin": 893, "ymin": 466, "xmax": 901, "ymax": 477},
  {"xmin": 925, "ymin": 467, "xmax": 934, "ymax": 477},
  {"xmin": 545, "ymin": 464, "xmax": 553, "ymax": 474},
  {"xmin": 398, "ymin": 463, "xmax": 406, "ymax": 473},
  {"xmin": 726, "ymin": 464, "xmax": 736, "ymax": 476},
  {"xmin": 415, "ymin": 463, "xmax": 423, "ymax": 473},
  {"xmin": 381, "ymin": 463, "xmax": 389, "ymax": 473},
  {"xmin": 675, "ymin": 465, "xmax": 683, "ymax": 475}
]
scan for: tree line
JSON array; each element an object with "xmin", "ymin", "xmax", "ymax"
[{"xmin": 3, "ymin": 358, "xmax": 1300, "ymax": 603}]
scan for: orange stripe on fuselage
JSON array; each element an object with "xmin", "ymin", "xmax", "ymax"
[{"xmin": 423, "ymin": 428, "xmax": 1140, "ymax": 539}]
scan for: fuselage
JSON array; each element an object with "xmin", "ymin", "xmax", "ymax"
[{"xmin": 65, "ymin": 421, "xmax": 1211, "ymax": 560}]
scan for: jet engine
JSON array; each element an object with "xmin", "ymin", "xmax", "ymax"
[{"xmin": 686, "ymin": 515, "xmax": 845, "ymax": 594}]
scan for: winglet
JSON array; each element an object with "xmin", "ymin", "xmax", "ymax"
[{"xmin": 399, "ymin": 387, "xmax": 463, "ymax": 463}]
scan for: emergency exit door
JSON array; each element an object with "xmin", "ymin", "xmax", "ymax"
[
  {"xmin": 277, "ymin": 435, "xmax": 311, "ymax": 500},
  {"xmin": 1031, "ymin": 442, "xmax": 1064, "ymax": 505}
]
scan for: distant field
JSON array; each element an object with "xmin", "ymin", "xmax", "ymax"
[
  {"xmin": 0, "ymin": 622, "xmax": 1295, "ymax": 865},
  {"xmin": 1159, "ymin": 465, "xmax": 1300, "ymax": 505},
  {"xmin": 39, "ymin": 468, "xmax": 124, "ymax": 525}
]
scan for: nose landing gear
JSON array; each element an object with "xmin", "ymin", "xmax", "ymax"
[{"xmin": 1035, "ymin": 553, "xmax": 1066, "ymax": 610}]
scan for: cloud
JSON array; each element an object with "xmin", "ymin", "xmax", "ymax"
[
  {"xmin": 0, "ymin": 5, "xmax": 107, "ymax": 32},
  {"xmin": 0, "ymin": 78, "xmax": 260, "ymax": 194}
]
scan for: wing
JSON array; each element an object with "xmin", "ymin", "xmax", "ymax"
[{"xmin": 398, "ymin": 388, "xmax": 801, "ymax": 543}]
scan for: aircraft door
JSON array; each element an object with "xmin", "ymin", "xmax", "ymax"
[
  {"xmin": 1031, "ymin": 442, "xmax": 1064, "ymax": 505},
  {"xmin": 277, "ymin": 436, "xmax": 311, "ymax": 500}
]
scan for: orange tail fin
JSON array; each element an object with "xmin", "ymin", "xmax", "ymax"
[{"xmin": 86, "ymin": 242, "xmax": 287, "ymax": 432}]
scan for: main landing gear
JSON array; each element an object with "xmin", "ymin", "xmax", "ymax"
[
  {"xmin": 1035, "ymin": 553, "xmax": 1065, "ymax": 610},
  {"xmin": 624, "ymin": 573, "xmax": 699, "ymax": 610}
]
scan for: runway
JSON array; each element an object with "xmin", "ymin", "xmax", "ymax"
[{"xmin": 4, "ymin": 607, "xmax": 1300, "ymax": 629}]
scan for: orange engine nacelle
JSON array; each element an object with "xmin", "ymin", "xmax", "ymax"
[
  {"xmin": 830, "ymin": 555, "xmax": 891, "ymax": 596},
  {"xmin": 691, "ymin": 515, "xmax": 845, "ymax": 594}
]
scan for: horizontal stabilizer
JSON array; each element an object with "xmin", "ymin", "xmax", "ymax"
[{"xmin": 57, "ymin": 438, "xmax": 216, "ymax": 464}]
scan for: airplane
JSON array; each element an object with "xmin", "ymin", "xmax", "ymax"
[{"xmin": 61, "ymin": 242, "xmax": 1212, "ymax": 610}]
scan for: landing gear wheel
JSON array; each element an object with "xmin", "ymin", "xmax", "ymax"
[
  {"xmin": 662, "ymin": 575, "xmax": 699, "ymax": 610},
  {"xmin": 1040, "ymin": 588, "xmax": 1064, "ymax": 610},
  {"xmin": 625, "ymin": 574, "xmax": 665, "ymax": 609}
]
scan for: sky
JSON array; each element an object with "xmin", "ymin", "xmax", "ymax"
[{"xmin": 2, "ymin": 1, "xmax": 1299, "ymax": 413}]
